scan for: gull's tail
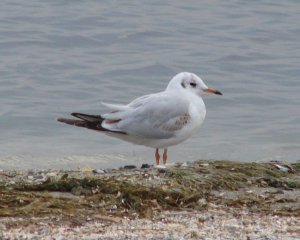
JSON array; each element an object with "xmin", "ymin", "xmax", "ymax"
[
  {"xmin": 57, "ymin": 112, "xmax": 126, "ymax": 134},
  {"xmin": 57, "ymin": 113, "xmax": 106, "ymax": 131}
]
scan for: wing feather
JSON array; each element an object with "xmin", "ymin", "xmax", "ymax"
[{"xmin": 102, "ymin": 92, "xmax": 190, "ymax": 139}]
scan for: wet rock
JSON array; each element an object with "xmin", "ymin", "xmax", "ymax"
[
  {"xmin": 141, "ymin": 164, "xmax": 151, "ymax": 169},
  {"xmin": 123, "ymin": 165, "xmax": 137, "ymax": 169},
  {"xmin": 273, "ymin": 164, "xmax": 291, "ymax": 173}
]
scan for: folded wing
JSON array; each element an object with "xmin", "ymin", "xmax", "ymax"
[{"xmin": 101, "ymin": 92, "xmax": 190, "ymax": 139}]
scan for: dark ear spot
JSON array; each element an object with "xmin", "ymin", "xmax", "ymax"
[
  {"xmin": 181, "ymin": 81, "xmax": 186, "ymax": 88},
  {"xmin": 190, "ymin": 82, "xmax": 197, "ymax": 87}
]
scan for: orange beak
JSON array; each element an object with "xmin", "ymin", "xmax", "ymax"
[{"xmin": 203, "ymin": 87, "xmax": 222, "ymax": 95}]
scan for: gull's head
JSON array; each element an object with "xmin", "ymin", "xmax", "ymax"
[{"xmin": 166, "ymin": 72, "xmax": 222, "ymax": 96}]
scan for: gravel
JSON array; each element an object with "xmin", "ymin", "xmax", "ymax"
[{"xmin": 1, "ymin": 208, "xmax": 300, "ymax": 240}]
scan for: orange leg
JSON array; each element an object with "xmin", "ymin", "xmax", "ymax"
[
  {"xmin": 155, "ymin": 148, "xmax": 160, "ymax": 165},
  {"xmin": 163, "ymin": 148, "xmax": 168, "ymax": 165}
]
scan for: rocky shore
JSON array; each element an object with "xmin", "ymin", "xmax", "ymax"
[{"xmin": 0, "ymin": 160, "xmax": 299, "ymax": 239}]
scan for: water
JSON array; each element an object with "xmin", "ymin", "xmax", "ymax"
[{"xmin": 0, "ymin": 0, "xmax": 299, "ymax": 169}]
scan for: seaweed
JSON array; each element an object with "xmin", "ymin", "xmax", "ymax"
[{"xmin": 1, "ymin": 160, "xmax": 299, "ymax": 219}]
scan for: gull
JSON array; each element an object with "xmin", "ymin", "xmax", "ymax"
[{"xmin": 57, "ymin": 72, "xmax": 222, "ymax": 165}]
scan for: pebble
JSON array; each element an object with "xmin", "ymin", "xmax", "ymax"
[
  {"xmin": 55, "ymin": 236, "xmax": 66, "ymax": 240},
  {"xmin": 81, "ymin": 166, "xmax": 93, "ymax": 172},
  {"xmin": 27, "ymin": 175, "xmax": 35, "ymax": 180},
  {"xmin": 123, "ymin": 165, "xmax": 137, "ymax": 169},
  {"xmin": 225, "ymin": 223, "xmax": 241, "ymax": 233},
  {"xmin": 4, "ymin": 211, "xmax": 296, "ymax": 240},
  {"xmin": 198, "ymin": 198, "xmax": 207, "ymax": 207},
  {"xmin": 35, "ymin": 175, "xmax": 45, "ymax": 180},
  {"xmin": 46, "ymin": 172, "xmax": 58, "ymax": 177},
  {"xmin": 38, "ymin": 227, "xmax": 50, "ymax": 235},
  {"xmin": 199, "ymin": 163, "xmax": 209, "ymax": 167},
  {"xmin": 141, "ymin": 164, "xmax": 151, "ymax": 169},
  {"xmin": 181, "ymin": 162, "xmax": 188, "ymax": 167},
  {"xmin": 92, "ymin": 169, "xmax": 105, "ymax": 174},
  {"xmin": 274, "ymin": 164, "xmax": 290, "ymax": 172},
  {"xmin": 155, "ymin": 165, "xmax": 167, "ymax": 173}
]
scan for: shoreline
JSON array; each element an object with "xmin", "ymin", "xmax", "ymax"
[{"xmin": 1, "ymin": 160, "xmax": 299, "ymax": 239}]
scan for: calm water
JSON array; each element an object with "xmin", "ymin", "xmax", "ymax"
[{"xmin": 0, "ymin": 1, "xmax": 299, "ymax": 169}]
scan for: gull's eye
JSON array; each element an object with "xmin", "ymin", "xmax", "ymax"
[{"xmin": 190, "ymin": 82, "xmax": 196, "ymax": 87}]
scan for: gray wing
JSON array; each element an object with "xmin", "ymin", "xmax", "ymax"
[{"xmin": 101, "ymin": 92, "xmax": 191, "ymax": 139}]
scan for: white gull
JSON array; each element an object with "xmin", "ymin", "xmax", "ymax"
[{"xmin": 58, "ymin": 72, "xmax": 222, "ymax": 165}]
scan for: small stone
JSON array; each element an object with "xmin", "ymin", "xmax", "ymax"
[
  {"xmin": 225, "ymin": 224, "xmax": 240, "ymax": 233},
  {"xmin": 198, "ymin": 198, "xmax": 207, "ymax": 207},
  {"xmin": 260, "ymin": 180, "xmax": 268, "ymax": 187},
  {"xmin": 155, "ymin": 165, "xmax": 166, "ymax": 169},
  {"xmin": 198, "ymin": 216, "xmax": 209, "ymax": 223},
  {"xmin": 181, "ymin": 162, "xmax": 188, "ymax": 167},
  {"xmin": 38, "ymin": 226, "xmax": 49, "ymax": 235},
  {"xmin": 141, "ymin": 164, "xmax": 151, "ymax": 169},
  {"xmin": 189, "ymin": 229, "xmax": 200, "ymax": 239},
  {"xmin": 171, "ymin": 188, "xmax": 182, "ymax": 194},
  {"xmin": 35, "ymin": 175, "xmax": 45, "ymax": 180},
  {"xmin": 82, "ymin": 166, "xmax": 93, "ymax": 172},
  {"xmin": 46, "ymin": 172, "xmax": 58, "ymax": 177},
  {"xmin": 27, "ymin": 175, "xmax": 35, "ymax": 180},
  {"xmin": 123, "ymin": 165, "xmax": 137, "ymax": 169},
  {"xmin": 273, "ymin": 164, "xmax": 289, "ymax": 172},
  {"xmin": 93, "ymin": 169, "xmax": 105, "ymax": 174},
  {"xmin": 199, "ymin": 163, "xmax": 209, "ymax": 167},
  {"xmin": 55, "ymin": 236, "xmax": 66, "ymax": 240}
]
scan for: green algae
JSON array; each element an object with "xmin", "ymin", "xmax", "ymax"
[{"xmin": 292, "ymin": 161, "xmax": 300, "ymax": 171}]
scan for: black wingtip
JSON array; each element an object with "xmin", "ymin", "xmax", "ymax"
[{"xmin": 215, "ymin": 90, "xmax": 223, "ymax": 95}]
